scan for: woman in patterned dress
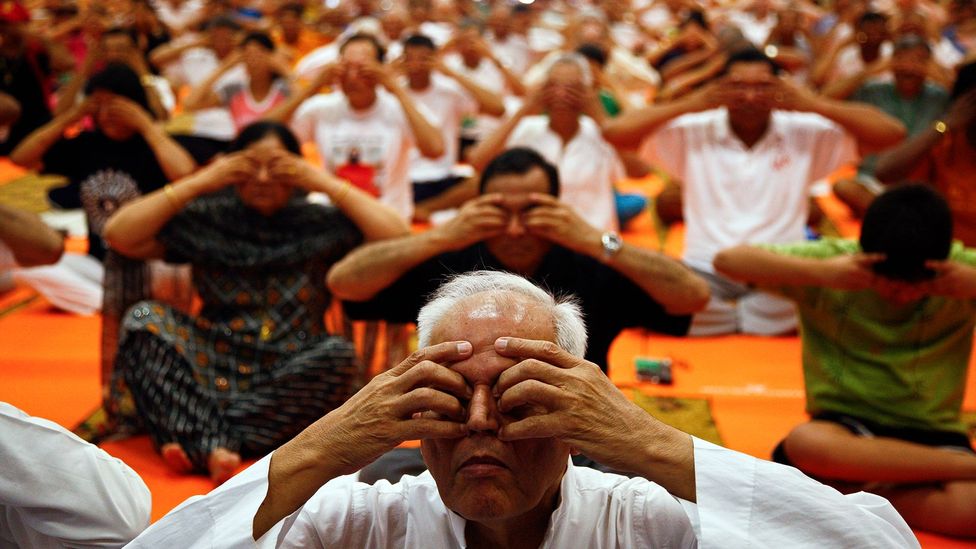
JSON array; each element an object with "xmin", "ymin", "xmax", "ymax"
[{"xmin": 102, "ymin": 121, "xmax": 410, "ymax": 482}]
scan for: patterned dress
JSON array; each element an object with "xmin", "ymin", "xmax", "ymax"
[{"xmin": 113, "ymin": 189, "xmax": 364, "ymax": 470}]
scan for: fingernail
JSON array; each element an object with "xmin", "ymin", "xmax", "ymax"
[
  {"xmin": 495, "ymin": 337, "xmax": 508, "ymax": 351},
  {"xmin": 457, "ymin": 341, "xmax": 472, "ymax": 354}
]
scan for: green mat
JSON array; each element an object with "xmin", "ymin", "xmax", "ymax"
[
  {"xmin": 629, "ymin": 389, "xmax": 723, "ymax": 446},
  {"xmin": 0, "ymin": 172, "xmax": 67, "ymax": 213}
]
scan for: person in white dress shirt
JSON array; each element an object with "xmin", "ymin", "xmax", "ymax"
[{"xmin": 126, "ymin": 271, "xmax": 917, "ymax": 549}]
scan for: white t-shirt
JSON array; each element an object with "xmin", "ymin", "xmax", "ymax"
[
  {"xmin": 507, "ymin": 115, "xmax": 623, "ymax": 232},
  {"xmin": 832, "ymin": 42, "xmax": 894, "ymax": 81},
  {"xmin": 486, "ymin": 33, "xmax": 532, "ymax": 76},
  {"xmin": 405, "ymin": 74, "xmax": 478, "ymax": 182},
  {"xmin": 443, "ymin": 54, "xmax": 508, "ymax": 142},
  {"xmin": 0, "ymin": 402, "xmax": 151, "ymax": 549},
  {"xmin": 123, "ymin": 437, "xmax": 918, "ymax": 548},
  {"xmin": 292, "ymin": 90, "xmax": 418, "ymax": 219},
  {"xmin": 643, "ymin": 108, "xmax": 855, "ymax": 272}
]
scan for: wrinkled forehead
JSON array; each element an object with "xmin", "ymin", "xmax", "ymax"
[{"xmin": 429, "ymin": 292, "xmax": 556, "ymax": 384}]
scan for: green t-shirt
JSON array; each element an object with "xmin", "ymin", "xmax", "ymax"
[
  {"xmin": 851, "ymin": 81, "xmax": 949, "ymax": 137},
  {"xmin": 762, "ymin": 238, "xmax": 976, "ymax": 434}
]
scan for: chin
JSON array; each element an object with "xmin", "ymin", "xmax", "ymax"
[{"xmin": 451, "ymin": 490, "xmax": 521, "ymax": 522}]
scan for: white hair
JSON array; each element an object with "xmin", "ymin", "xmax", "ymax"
[
  {"xmin": 546, "ymin": 53, "xmax": 593, "ymax": 88},
  {"xmin": 416, "ymin": 271, "xmax": 587, "ymax": 358}
]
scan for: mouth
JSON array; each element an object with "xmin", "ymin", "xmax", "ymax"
[{"xmin": 458, "ymin": 455, "xmax": 510, "ymax": 477}]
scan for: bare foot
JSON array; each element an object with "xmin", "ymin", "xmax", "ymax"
[
  {"xmin": 161, "ymin": 443, "xmax": 193, "ymax": 473},
  {"xmin": 208, "ymin": 447, "xmax": 241, "ymax": 484}
]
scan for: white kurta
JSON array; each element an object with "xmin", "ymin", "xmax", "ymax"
[
  {"xmin": 125, "ymin": 438, "xmax": 918, "ymax": 548},
  {"xmin": 0, "ymin": 402, "xmax": 151, "ymax": 548}
]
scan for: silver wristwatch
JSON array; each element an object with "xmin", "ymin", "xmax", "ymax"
[{"xmin": 601, "ymin": 231, "xmax": 623, "ymax": 260}]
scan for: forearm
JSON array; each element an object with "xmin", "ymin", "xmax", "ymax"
[
  {"xmin": 0, "ymin": 204, "xmax": 64, "ymax": 266},
  {"xmin": 53, "ymin": 73, "xmax": 87, "ymax": 116},
  {"xmin": 874, "ymin": 126, "xmax": 942, "ymax": 182},
  {"xmin": 327, "ymin": 229, "xmax": 452, "ymax": 300},
  {"xmin": 447, "ymin": 69, "xmax": 506, "ymax": 116},
  {"xmin": 141, "ymin": 124, "xmax": 196, "ymax": 181},
  {"xmin": 820, "ymin": 71, "xmax": 867, "ymax": 100},
  {"xmin": 9, "ymin": 116, "xmax": 71, "ymax": 169},
  {"xmin": 263, "ymin": 84, "xmax": 316, "ymax": 123},
  {"xmin": 634, "ymin": 426, "xmax": 697, "ymax": 502},
  {"xmin": 467, "ymin": 108, "xmax": 527, "ymax": 171},
  {"xmin": 104, "ymin": 170, "xmax": 208, "ymax": 257},
  {"xmin": 601, "ymin": 96, "xmax": 697, "ymax": 148},
  {"xmin": 392, "ymin": 88, "xmax": 445, "ymax": 158},
  {"xmin": 492, "ymin": 57, "xmax": 526, "ymax": 96},
  {"xmin": 809, "ymin": 97, "xmax": 906, "ymax": 148},
  {"xmin": 310, "ymin": 174, "xmax": 410, "ymax": 240},
  {"xmin": 713, "ymin": 244, "xmax": 823, "ymax": 286}
]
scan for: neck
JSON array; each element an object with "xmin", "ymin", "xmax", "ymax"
[
  {"xmin": 408, "ymin": 73, "xmax": 431, "ymax": 90},
  {"xmin": 250, "ymin": 74, "xmax": 273, "ymax": 99},
  {"xmin": 463, "ymin": 54, "xmax": 481, "ymax": 69},
  {"xmin": 464, "ymin": 492, "xmax": 559, "ymax": 549},
  {"xmin": 860, "ymin": 44, "xmax": 882, "ymax": 63},
  {"xmin": 729, "ymin": 115, "xmax": 771, "ymax": 149},
  {"xmin": 548, "ymin": 114, "xmax": 580, "ymax": 142},
  {"xmin": 348, "ymin": 88, "xmax": 378, "ymax": 111}
]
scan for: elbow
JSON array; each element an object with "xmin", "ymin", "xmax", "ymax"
[
  {"xmin": 420, "ymin": 137, "xmax": 446, "ymax": 159},
  {"xmin": 713, "ymin": 246, "xmax": 749, "ymax": 280},
  {"xmin": 326, "ymin": 266, "xmax": 373, "ymax": 302},
  {"xmin": 664, "ymin": 275, "xmax": 711, "ymax": 315}
]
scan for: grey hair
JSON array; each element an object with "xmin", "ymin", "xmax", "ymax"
[
  {"xmin": 546, "ymin": 53, "xmax": 593, "ymax": 88},
  {"xmin": 416, "ymin": 271, "xmax": 588, "ymax": 358}
]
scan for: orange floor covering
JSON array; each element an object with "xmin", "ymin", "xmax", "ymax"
[{"xmin": 1, "ymin": 167, "xmax": 974, "ymax": 547}]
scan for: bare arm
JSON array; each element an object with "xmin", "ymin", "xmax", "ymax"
[
  {"xmin": 182, "ymin": 52, "xmax": 242, "ymax": 112},
  {"xmin": 601, "ymin": 86, "xmax": 714, "ymax": 148},
  {"xmin": 465, "ymin": 99, "xmax": 538, "ymax": 172},
  {"xmin": 0, "ymin": 204, "xmax": 64, "ymax": 267},
  {"xmin": 782, "ymin": 79, "xmax": 906, "ymax": 148},
  {"xmin": 148, "ymin": 36, "xmax": 207, "ymax": 70},
  {"xmin": 714, "ymin": 244, "xmax": 880, "ymax": 290},
  {"xmin": 10, "ymin": 100, "xmax": 90, "ymax": 170},
  {"xmin": 820, "ymin": 57, "xmax": 889, "ymax": 100},
  {"xmin": 437, "ymin": 61, "xmax": 506, "ymax": 116},
  {"xmin": 384, "ymin": 79, "xmax": 445, "ymax": 159}
]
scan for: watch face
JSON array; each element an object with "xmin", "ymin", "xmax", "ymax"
[{"xmin": 602, "ymin": 231, "xmax": 623, "ymax": 257}]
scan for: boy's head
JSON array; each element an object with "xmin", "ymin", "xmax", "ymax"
[{"xmin": 860, "ymin": 184, "xmax": 953, "ymax": 282}]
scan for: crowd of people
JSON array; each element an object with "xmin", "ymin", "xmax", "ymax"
[{"xmin": 1, "ymin": 0, "xmax": 975, "ymax": 545}]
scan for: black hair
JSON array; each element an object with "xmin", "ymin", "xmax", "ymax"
[
  {"xmin": 278, "ymin": 2, "xmax": 303, "ymax": 16},
  {"xmin": 241, "ymin": 30, "xmax": 275, "ymax": 51},
  {"xmin": 512, "ymin": 4, "xmax": 531, "ymax": 15},
  {"xmin": 680, "ymin": 10, "xmax": 709, "ymax": 30},
  {"xmin": 859, "ymin": 183, "xmax": 953, "ymax": 281},
  {"xmin": 340, "ymin": 33, "xmax": 386, "ymax": 62},
  {"xmin": 205, "ymin": 15, "xmax": 241, "ymax": 32},
  {"xmin": 576, "ymin": 43, "xmax": 608, "ymax": 67},
  {"xmin": 403, "ymin": 34, "xmax": 436, "ymax": 50},
  {"xmin": 857, "ymin": 11, "xmax": 888, "ymax": 27},
  {"xmin": 479, "ymin": 147, "xmax": 560, "ymax": 197},
  {"xmin": 950, "ymin": 60, "xmax": 976, "ymax": 102},
  {"xmin": 103, "ymin": 26, "xmax": 139, "ymax": 44},
  {"xmin": 84, "ymin": 63, "xmax": 153, "ymax": 118},
  {"xmin": 720, "ymin": 46, "xmax": 781, "ymax": 76},
  {"xmin": 228, "ymin": 121, "xmax": 302, "ymax": 155}
]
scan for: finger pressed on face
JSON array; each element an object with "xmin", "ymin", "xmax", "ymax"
[
  {"xmin": 397, "ymin": 360, "xmax": 472, "ymax": 401},
  {"xmin": 394, "ymin": 386, "xmax": 467, "ymax": 420}
]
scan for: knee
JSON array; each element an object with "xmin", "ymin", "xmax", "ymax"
[{"xmin": 782, "ymin": 422, "xmax": 842, "ymax": 474}]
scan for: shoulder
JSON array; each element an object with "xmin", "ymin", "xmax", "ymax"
[
  {"xmin": 772, "ymin": 110, "xmax": 841, "ymax": 133},
  {"xmin": 297, "ymin": 92, "xmax": 344, "ymax": 118}
]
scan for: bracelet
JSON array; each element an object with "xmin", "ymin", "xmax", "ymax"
[
  {"xmin": 162, "ymin": 184, "xmax": 181, "ymax": 211},
  {"xmin": 933, "ymin": 120, "xmax": 948, "ymax": 135},
  {"xmin": 334, "ymin": 180, "xmax": 352, "ymax": 207}
]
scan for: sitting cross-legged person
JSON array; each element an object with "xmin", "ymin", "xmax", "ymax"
[
  {"xmin": 102, "ymin": 121, "xmax": 410, "ymax": 483},
  {"xmin": 714, "ymin": 183, "xmax": 976, "ymax": 539}
]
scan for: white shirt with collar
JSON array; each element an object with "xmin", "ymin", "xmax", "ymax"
[
  {"xmin": 0, "ymin": 402, "xmax": 151, "ymax": 549},
  {"xmin": 291, "ymin": 90, "xmax": 423, "ymax": 219},
  {"xmin": 124, "ymin": 437, "xmax": 919, "ymax": 548},
  {"xmin": 643, "ymin": 108, "xmax": 856, "ymax": 273},
  {"xmin": 506, "ymin": 115, "xmax": 622, "ymax": 232}
]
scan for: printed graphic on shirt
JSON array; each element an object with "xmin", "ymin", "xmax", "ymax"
[
  {"xmin": 80, "ymin": 169, "xmax": 142, "ymax": 235},
  {"xmin": 328, "ymin": 136, "xmax": 387, "ymax": 197}
]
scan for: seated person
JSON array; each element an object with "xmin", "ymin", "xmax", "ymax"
[
  {"xmin": 126, "ymin": 271, "xmax": 918, "ymax": 548},
  {"xmin": 1, "ymin": 401, "xmax": 150, "ymax": 547},
  {"xmin": 9, "ymin": 62, "xmax": 197, "ymax": 316},
  {"xmin": 714, "ymin": 184, "xmax": 976, "ymax": 538},
  {"xmin": 468, "ymin": 53, "xmax": 624, "ymax": 232},
  {"xmin": 327, "ymin": 147, "xmax": 710, "ymax": 374},
  {"xmin": 876, "ymin": 60, "xmax": 976, "ymax": 247},
  {"xmin": 0, "ymin": 203, "xmax": 63, "ymax": 296},
  {"xmin": 102, "ymin": 121, "xmax": 410, "ymax": 483},
  {"xmin": 830, "ymin": 34, "xmax": 951, "ymax": 217}
]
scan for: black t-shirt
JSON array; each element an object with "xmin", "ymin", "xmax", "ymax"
[
  {"xmin": 0, "ymin": 47, "xmax": 53, "ymax": 155},
  {"xmin": 43, "ymin": 131, "xmax": 172, "ymax": 260},
  {"xmin": 342, "ymin": 243, "xmax": 692, "ymax": 372}
]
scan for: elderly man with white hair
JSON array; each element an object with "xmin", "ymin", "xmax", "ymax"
[
  {"xmin": 127, "ymin": 270, "xmax": 919, "ymax": 548},
  {"xmin": 467, "ymin": 54, "xmax": 624, "ymax": 232}
]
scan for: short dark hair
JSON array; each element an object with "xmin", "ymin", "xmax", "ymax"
[
  {"xmin": 857, "ymin": 11, "xmax": 888, "ymax": 27},
  {"xmin": 720, "ymin": 46, "xmax": 781, "ymax": 76},
  {"xmin": 479, "ymin": 148, "xmax": 560, "ymax": 197},
  {"xmin": 242, "ymin": 31, "xmax": 275, "ymax": 51},
  {"xmin": 859, "ymin": 183, "xmax": 953, "ymax": 281},
  {"xmin": 228, "ymin": 121, "xmax": 302, "ymax": 155},
  {"xmin": 84, "ymin": 63, "xmax": 153, "ymax": 118},
  {"xmin": 950, "ymin": 60, "xmax": 976, "ymax": 102},
  {"xmin": 576, "ymin": 43, "xmax": 608, "ymax": 67},
  {"xmin": 205, "ymin": 15, "xmax": 241, "ymax": 32},
  {"xmin": 680, "ymin": 10, "xmax": 709, "ymax": 30},
  {"xmin": 403, "ymin": 34, "xmax": 436, "ymax": 50},
  {"xmin": 340, "ymin": 33, "xmax": 386, "ymax": 62}
]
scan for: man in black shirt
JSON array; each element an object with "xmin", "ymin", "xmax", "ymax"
[{"xmin": 328, "ymin": 147, "xmax": 709, "ymax": 372}]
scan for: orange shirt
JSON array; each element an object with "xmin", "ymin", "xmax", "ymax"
[{"xmin": 273, "ymin": 29, "xmax": 330, "ymax": 66}]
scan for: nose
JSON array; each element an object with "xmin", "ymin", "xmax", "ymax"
[
  {"xmin": 505, "ymin": 214, "xmax": 526, "ymax": 237},
  {"xmin": 466, "ymin": 384, "xmax": 500, "ymax": 432}
]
